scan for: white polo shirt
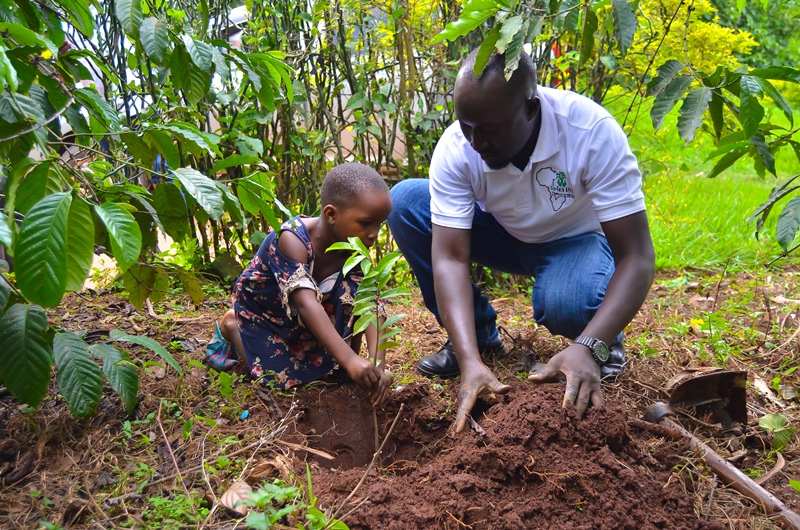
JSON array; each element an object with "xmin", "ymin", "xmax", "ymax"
[{"xmin": 429, "ymin": 86, "xmax": 645, "ymax": 244}]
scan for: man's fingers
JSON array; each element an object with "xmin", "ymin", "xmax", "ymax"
[
  {"xmin": 528, "ymin": 365, "xmax": 560, "ymax": 383},
  {"xmin": 492, "ymin": 381, "xmax": 512, "ymax": 394},
  {"xmin": 455, "ymin": 391, "xmax": 478, "ymax": 434},
  {"xmin": 574, "ymin": 383, "xmax": 593, "ymax": 418},
  {"xmin": 562, "ymin": 383, "xmax": 579, "ymax": 409},
  {"xmin": 591, "ymin": 386, "xmax": 604, "ymax": 409}
]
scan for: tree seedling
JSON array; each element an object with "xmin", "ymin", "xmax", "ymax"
[{"xmin": 328, "ymin": 236, "xmax": 410, "ymax": 452}]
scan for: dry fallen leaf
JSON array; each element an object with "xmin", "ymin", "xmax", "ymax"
[{"xmin": 221, "ymin": 480, "xmax": 253, "ymax": 516}]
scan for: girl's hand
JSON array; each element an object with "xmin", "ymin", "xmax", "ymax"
[
  {"xmin": 371, "ymin": 368, "xmax": 393, "ymax": 408},
  {"xmin": 343, "ymin": 355, "xmax": 381, "ymax": 392}
]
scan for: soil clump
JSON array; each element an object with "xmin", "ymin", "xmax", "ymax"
[{"xmin": 284, "ymin": 381, "xmax": 724, "ymax": 530}]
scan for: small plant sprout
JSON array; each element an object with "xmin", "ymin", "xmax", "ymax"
[
  {"xmin": 328, "ymin": 237, "xmax": 410, "ymax": 356},
  {"xmin": 328, "ymin": 236, "xmax": 410, "ymax": 451},
  {"xmin": 759, "ymin": 413, "xmax": 797, "ymax": 452}
]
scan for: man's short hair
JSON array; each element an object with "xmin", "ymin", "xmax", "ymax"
[
  {"xmin": 458, "ymin": 50, "xmax": 537, "ymax": 100},
  {"xmin": 320, "ymin": 162, "xmax": 389, "ymax": 209}
]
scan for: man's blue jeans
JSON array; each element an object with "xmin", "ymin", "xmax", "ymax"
[{"xmin": 387, "ymin": 179, "xmax": 618, "ymax": 347}]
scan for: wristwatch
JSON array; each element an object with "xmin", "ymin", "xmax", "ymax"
[{"xmin": 574, "ymin": 335, "xmax": 610, "ymax": 365}]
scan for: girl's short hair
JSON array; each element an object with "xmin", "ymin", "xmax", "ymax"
[{"xmin": 320, "ymin": 162, "xmax": 389, "ymax": 209}]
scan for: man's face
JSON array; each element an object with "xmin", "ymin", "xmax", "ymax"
[{"xmin": 454, "ymin": 77, "xmax": 537, "ymax": 170}]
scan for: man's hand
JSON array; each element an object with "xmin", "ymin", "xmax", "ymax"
[
  {"xmin": 527, "ymin": 344, "xmax": 603, "ymax": 418},
  {"xmin": 455, "ymin": 363, "xmax": 511, "ymax": 433},
  {"xmin": 343, "ymin": 355, "xmax": 381, "ymax": 392}
]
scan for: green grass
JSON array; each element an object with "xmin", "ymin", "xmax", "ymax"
[
  {"xmin": 644, "ymin": 170, "xmax": 791, "ymax": 270},
  {"xmin": 605, "ymin": 90, "xmax": 800, "ymax": 271}
]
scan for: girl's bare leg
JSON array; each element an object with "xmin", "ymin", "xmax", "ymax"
[{"xmin": 220, "ymin": 309, "xmax": 249, "ymax": 375}]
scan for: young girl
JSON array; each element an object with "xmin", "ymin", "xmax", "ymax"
[{"xmin": 206, "ymin": 162, "xmax": 393, "ymax": 406}]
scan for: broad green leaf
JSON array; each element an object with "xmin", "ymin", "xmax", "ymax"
[
  {"xmin": 58, "ymin": 0, "xmax": 94, "ymax": 37},
  {"xmin": 15, "ymin": 192, "xmax": 71, "ymax": 307},
  {"xmin": 749, "ymin": 132, "xmax": 776, "ymax": 177},
  {"xmin": 0, "ymin": 210, "xmax": 13, "ymax": 250},
  {"xmin": 53, "ymin": 331, "xmax": 103, "ymax": 419},
  {"xmin": 150, "ymin": 269, "xmax": 170, "ymax": 304},
  {"xmin": 342, "ymin": 253, "xmax": 366, "ymax": 276},
  {"xmin": 496, "ymin": 15, "xmax": 523, "ymax": 53},
  {"xmin": 144, "ymin": 129, "xmax": 180, "ymax": 168},
  {"xmin": 139, "ymin": 17, "xmax": 169, "ymax": 63},
  {"xmin": 214, "ymin": 181, "xmax": 244, "ymax": 228},
  {"xmin": 383, "ymin": 314, "xmax": 407, "ymax": 328},
  {"xmin": 0, "ymin": 44, "xmax": 18, "ymax": 93},
  {"xmin": 173, "ymin": 167, "xmax": 224, "ymax": 220},
  {"xmin": 210, "ymin": 154, "xmax": 260, "ymax": 175},
  {"xmin": 74, "ymin": 88, "xmax": 121, "ymax": 132},
  {"xmin": 377, "ymin": 341, "xmax": 401, "ymax": 351},
  {"xmin": 379, "ymin": 286, "xmax": 410, "ymax": 299},
  {"xmin": 760, "ymin": 413, "xmax": 789, "ymax": 431},
  {"xmin": 646, "ymin": 60, "xmax": 685, "ymax": 97},
  {"xmin": 650, "ymin": 76, "xmax": 692, "ymax": 131},
  {"xmin": 708, "ymin": 92, "xmax": 724, "ymax": 139},
  {"xmin": 747, "ymin": 174, "xmax": 800, "ymax": 222},
  {"xmin": 379, "ymin": 328, "xmax": 403, "ymax": 341},
  {"xmin": 16, "ymin": 160, "xmax": 62, "ymax": 216},
  {"xmin": 158, "ymin": 123, "xmax": 222, "ymax": 158},
  {"xmin": 182, "ymin": 35, "xmax": 213, "ymax": 71},
  {"xmin": 0, "ymin": 303, "xmax": 52, "ymax": 407},
  {"xmin": 211, "ymin": 47, "xmax": 229, "ymax": 80},
  {"xmin": 502, "ymin": 19, "xmax": 527, "ymax": 80},
  {"xmin": 176, "ymin": 269, "xmax": 204, "ymax": 307},
  {"xmin": 776, "ymin": 197, "xmax": 800, "ymax": 251},
  {"xmin": 123, "ymin": 264, "xmax": 156, "ymax": 310},
  {"xmin": 91, "ymin": 344, "xmax": 139, "ymax": 414},
  {"xmin": 758, "ymin": 78, "xmax": 793, "ymax": 126},
  {"xmin": 173, "ymin": 46, "xmax": 211, "ymax": 105},
  {"xmin": 579, "ymin": 8, "xmax": 598, "ymax": 67},
  {"xmin": 353, "ymin": 313, "xmax": 376, "ymax": 335},
  {"xmin": 739, "ymin": 76, "xmax": 764, "ymax": 140},
  {"xmin": 749, "ymin": 66, "xmax": 800, "ymax": 83},
  {"xmin": 0, "ymin": 274, "xmax": 9, "ymax": 312},
  {"xmin": 474, "ymin": 25, "xmax": 502, "ymax": 76},
  {"xmin": 0, "ymin": 22, "xmax": 58, "ymax": 57},
  {"xmin": 65, "ymin": 198, "xmax": 95, "ymax": 292},
  {"xmin": 707, "ymin": 145, "xmax": 749, "ymax": 179},
  {"xmin": 115, "ymin": 0, "xmax": 143, "ymax": 38},
  {"xmin": 94, "ymin": 202, "xmax": 142, "ymax": 271},
  {"xmin": 611, "ymin": 0, "xmax": 637, "ymax": 57},
  {"xmin": 431, "ymin": 0, "xmax": 500, "ymax": 44},
  {"xmin": 109, "ymin": 329, "xmax": 183, "ymax": 375},
  {"xmin": 773, "ymin": 428, "xmax": 796, "ymax": 451},
  {"xmin": 153, "ymin": 183, "xmax": 190, "ymax": 242},
  {"xmin": 677, "ymin": 87, "xmax": 712, "ymax": 143}
]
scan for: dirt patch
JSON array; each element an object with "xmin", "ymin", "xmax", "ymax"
[{"xmin": 284, "ymin": 381, "xmax": 723, "ymax": 530}]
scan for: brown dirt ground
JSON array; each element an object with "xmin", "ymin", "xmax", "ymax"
[{"xmin": 0, "ymin": 269, "xmax": 799, "ymax": 529}]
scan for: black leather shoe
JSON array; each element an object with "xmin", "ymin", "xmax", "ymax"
[
  {"xmin": 600, "ymin": 341, "xmax": 627, "ymax": 382},
  {"xmin": 416, "ymin": 337, "xmax": 505, "ymax": 379}
]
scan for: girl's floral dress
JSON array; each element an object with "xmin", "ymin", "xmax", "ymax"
[{"xmin": 233, "ymin": 216, "xmax": 360, "ymax": 389}]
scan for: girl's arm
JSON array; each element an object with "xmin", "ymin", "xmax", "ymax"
[{"xmin": 279, "ymin": 231, "xmax": 382, "ymax": 391}]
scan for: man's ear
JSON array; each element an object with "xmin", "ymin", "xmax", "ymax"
[
  {"xmin": 322, "ymin": 204, "xmax": 338, "ymax": 224},
  {"xmin": 525, "ymin": 96, "xmax": 540, "ymax": 121}
]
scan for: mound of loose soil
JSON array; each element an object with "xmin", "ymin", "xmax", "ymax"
[{"xmin": 283, "ymin": 381, "xmax": 723, "ymax": 530}]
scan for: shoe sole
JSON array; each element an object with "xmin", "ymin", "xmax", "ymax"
[{"xmin": 416, "ymin": 365, "xmax": 460, "ymax": 379}]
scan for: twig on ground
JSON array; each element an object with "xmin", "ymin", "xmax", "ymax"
[
  {"xmin": 156, "ymin": 400, "xmax": 196, "ymax": 517},
  {"xmin": 755, "ymin": 452, "xmax": 785, "ymax": 485},
  {"xmin": 276, "ymin": 439, "xmax": 335, "ymax": 461},
  {"xmin": 331, "ymin": 403, "xmax": 405, "ymax": 521},
  {"xmin": 145, "ymin": 299, "xmax": 164, "ymax": 320}
]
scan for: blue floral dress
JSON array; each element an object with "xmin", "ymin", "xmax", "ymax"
[{"xmin": 233, "ymin": 216, "xmax": 361, "ymax": 389}]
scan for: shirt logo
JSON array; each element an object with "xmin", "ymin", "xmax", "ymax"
[{"xmin": 535, "ymin": 167, "xmax": 575, "ymax": 211}]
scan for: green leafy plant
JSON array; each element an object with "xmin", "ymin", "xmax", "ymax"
[
  {"xmin": 328, "ymin": 237, "xmax": 410, "ymax": 354},
  {"xmin": 0, "ymin": 272, "xmax": 181, "ymax": 417},
  {"xmin": 759, "ymin": 413, "xmax": 797, "ymax": 451},
  {"xmin": 243, "ymin": 467, "xmax": 348, "ymax": 530}
]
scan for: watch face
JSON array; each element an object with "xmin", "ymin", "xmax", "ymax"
[{"xmin": 594, "ymin": 342, "xmax": 610, "ymax": 363}]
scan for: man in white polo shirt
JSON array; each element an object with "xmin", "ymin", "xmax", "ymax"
[{"xmin": 387, "ymin": 50, "xmax": 655, "ymax": 433}]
